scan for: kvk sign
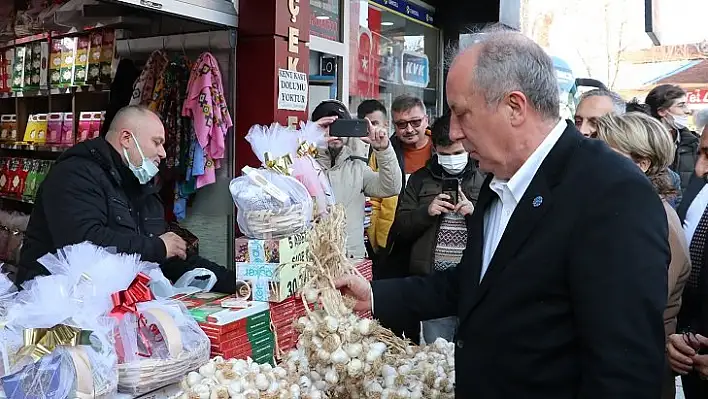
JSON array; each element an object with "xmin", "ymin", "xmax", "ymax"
[{"xmin": 401, "ymin": 51, "xmax": 430, "ymax": 88}]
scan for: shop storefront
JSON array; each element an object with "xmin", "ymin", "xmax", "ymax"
[{"xmin": 0, "ymin": 0, "xmax": 238, "ymax": 267}]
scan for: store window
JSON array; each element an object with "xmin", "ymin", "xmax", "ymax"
[
  {"xmin": 348, "ymin": 0, "xmax": 440, "ymax": 121},
  {"xmin": 310, "ymin": 0, "xmax": 342, "ymax": 42}
]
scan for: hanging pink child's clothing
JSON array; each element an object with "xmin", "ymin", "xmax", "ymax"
[{"xmin": 182, "ymin": 53, "xmax": 232, "ymax": 188}]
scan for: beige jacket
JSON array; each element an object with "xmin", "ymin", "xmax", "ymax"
[
  {"xmin": 663, "ymin": 200, "xmax": 691, "ymax": 338},
  {"xmin": 316, "ymin": 144, "xmax": 401, "ymax": 259}
]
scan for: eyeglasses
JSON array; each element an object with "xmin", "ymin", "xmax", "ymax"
[{"xmin": 394, "ymin": 118, "xmax": 424, "ymax": 130}]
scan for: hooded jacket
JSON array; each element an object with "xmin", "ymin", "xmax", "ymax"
[
  {"xmin": 316, "ymin": 144, "xmax": 402, "ymax": 259},
  {"xmin": 17, "ymin": 137, "xmax": 235, "ymax": 291}
]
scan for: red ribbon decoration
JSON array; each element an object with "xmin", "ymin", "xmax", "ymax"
[{"xmin": 109, "ymin": 272, "xmax": 154, "ymax": 320}]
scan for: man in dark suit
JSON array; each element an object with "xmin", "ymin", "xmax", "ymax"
[
  {"xmin": 668, "ymin": 125, "xmax": 708, "ymax": 398},
  {"xmin": 336, "ymin": 30, "xmax": 670, "ymax": 398}
]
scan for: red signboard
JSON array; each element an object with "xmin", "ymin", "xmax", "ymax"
[{"xmin": 687, "ymin": 89, "xmax": 708, "ymax": 105}]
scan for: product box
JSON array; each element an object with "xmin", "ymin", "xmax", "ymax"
[
  {"xmin": 59, "ymin": 37, "xmax": 77, "ymax": 87},
  {"xmin": 28, "ymin": 42, "xmax": 42, "ymax": 89},
  {"xmin": 23, "ymin": 114, "xmax": 37, "ymax": 143},
  {"xmin": 234, "ymin": 232, "xmax": 308, "ymax": 264},
  {"xmin": 39, "ymin": 41, "xmax": 49, "ymax": 90},
  {"xmin": 73, "ymin": 35, "xmax": 90, "ymax": 85},
  {"xmin": 77, "ymin": 112, "xmax": 92, "ymax": 143},
  {"xmin": 3, "ymin": 48, "xmax": 13, "ymax": 91},
  {"xmin": 34, "ymin": 113, "xmax": 47, "ymax": 144},
  {"xmin": 20, "ymin": 159, "xmax": 36, "ymax": 199},
  {"xmin": 87, "ymin": 31, "xmax": 102, "ymax": 84},
  {"xmin": 49, "ymin": 39, "xmax": 63, "ymax": 87},
  {"xmin": 0, "ymin": 158, "xmax": 9, "ymax": 193},
  {"xmin": 0, "ymin": 51, "xmax": 5, "ymax": 93},
  {"xmin": 11, "ymin": 46, "xmax": 26, "ymax": 91},
  {"xmin": 7, "ymin": 157, "xmax": 23, "ymax": 195},
  {"xmin": 90, "ymin": 111, "xmax": 102, "ymax": 139},
  {"xmin": 99, "ymin": 29, "xmax": 115, "ymax": 84},
  {"xmin": 0, "ymin": 115, "xmax": 14, "ymax": 141},
  {"xmin": 236, "ymin": 261, "xmax": 308, "ymax": 302},
  {"xmin": 46, "ymin": 113, "xmax": 64, "ymax": 145},
  {"xmin": 61, "ymin": 112, "xmax": 73, "ymax": 146},
  {"xmin": 23, "ymin": 45, "xmax": 32, "ymax": 89}
]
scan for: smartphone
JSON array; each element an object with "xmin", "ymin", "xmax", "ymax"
[
  {"xmin": 442, "ymin": 179, "xmax": 458, "ymax": 205},
  {"xmin": 330, "ymin": 119, "xmax": 369, "ymax": 137}
]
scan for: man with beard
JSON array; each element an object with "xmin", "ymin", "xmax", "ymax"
[{"xmin": 311, "ymin": 100, "xmax": 402, "ymax": 260}]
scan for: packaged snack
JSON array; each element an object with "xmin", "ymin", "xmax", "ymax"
[
  {"xmin": 46, "ymin": 112, "xmax": 64, "ymax": 145},
  {"xmin": 61, "ymin": 112, "xmax": 74, "ymax": 146},
  {"xmin": 23, "ymin": 114, "xmax": 38, "ymax": 143},
  {"xmin": 0, "ymin": 115, "xmax": 13, "ymax": 141},
  {"xmin": 23, "ymin": 45, "xmax": 33, "ymax": 88},
  {"xmin": 34, "ymin": 113, "xmax": 48, "ymax": 144},
  {"xmin": 87, "ymin": 31, "xmax": 102, "ymax": 84},
  {"xmin": 49, "ymin": 39, "xmax": 63, "ymax": 87},
  {"xmin": 11, "ymin": 46, "xmax": 26, "ymax": 91},
  {"xmin": 59, "ymin": 37, "xmax": 77, "ymax": 87},
  {"xmin": 100, "ymin": 29, "xmax": 115, "ymax": 84},
  {"xmin": 77, "ymin": 112, "xmax": 92, "ymax": 143},
  {"xmin": 74, "ymin": 35, "xmax": 90, "ymax": 85},
  {"xmin": 90, "ymin": 111, "xmax": 102, "ymax": 140}
]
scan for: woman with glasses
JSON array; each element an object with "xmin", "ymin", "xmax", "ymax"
[
  {"xmin": 646, "ymin": 84, "xmax": 699, "ymax": 192},
  {"xmin": 595, "ymin": 112, "xmax": 691, "ymax": 399}
]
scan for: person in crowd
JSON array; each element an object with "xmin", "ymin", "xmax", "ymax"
[
  {"xmin": 16, "ymin": 105, "xmax": 236, "ymax": 291},
  {"xmin": 626, "ymin": 97, "xmax": 683, "ymax": 207},
  {"xmin": 669, "ymin": 120, "xmax": 708, "ymax": 398},
  {"xmin": 391, "ymin": 112, "xmax": 485, "ymax": 343},
  {"xmin": 595, "ymin": 112, "xmax": 691, "ymax": 399},
  {"xmin": 367, "ymin": 94, "xmax": 432, "ymax": 268},
  {"xmin": 695, "ymin": 108, "xmax": 708, "ymax": 136},
  {"xmin": 311, "ymin": 100, "xmax": 401, "ymax": 260},
  {"xmin": 335, "ymin": 29, "xmax": 669, "ymax": 398},
  {"xmin": 646, "ymin": 84, "xmax": 699, "ymax": 191},
  {"xmin": 573, "ymin": 88, "xmax": 626, "ymax": 137}
]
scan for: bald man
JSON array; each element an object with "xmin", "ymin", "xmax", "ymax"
[{"xmin": 16, "ymin": 105, "xmax": 236, "ymax": 292}]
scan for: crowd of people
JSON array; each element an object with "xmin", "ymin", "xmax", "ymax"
[{"xmin": 5, "ymin": 24, "xmax": 708, "ymax": 398}]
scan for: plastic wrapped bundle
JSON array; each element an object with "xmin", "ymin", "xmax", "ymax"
[{"xmin": 1, "ymin": 274, "xmax": 118, "ymax": 398}]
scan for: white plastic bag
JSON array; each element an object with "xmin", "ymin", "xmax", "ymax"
[{"xmin": 148, "ymin": 267, "xmax": 217, "ymax": 298}]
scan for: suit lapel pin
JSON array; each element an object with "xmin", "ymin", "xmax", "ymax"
[{"xmin": 532, "ymin": 196, "xmax": 543, "ymax": 208}]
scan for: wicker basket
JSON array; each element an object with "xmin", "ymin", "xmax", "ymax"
[
  {"xmin": 116, "ymin": 337, "xmax": 210, "ymax": 395},
  {"xmin": 245, "ymin": 205, "xmax": 308, "ymax": 239}
]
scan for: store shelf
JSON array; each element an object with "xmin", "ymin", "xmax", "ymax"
[
  {"xmin": 0, "ymin": 194, "xmax": 34, "ymax": 204},
  {"xmin": 0, "ymin": 85, "xmax": 110, "ymax": 98},
  {"xmin": 0, "ymin": 143, "xmax": 66, "ymax": 152}
]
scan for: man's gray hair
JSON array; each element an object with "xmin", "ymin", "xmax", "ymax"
[
  {"xmin": 695, "ymin": 109, "xmax": 708, "ymax": 133},
  {"xmin": 448, "ymin": 26, "xmax": 560, "ymax": 121},
  {"xmin": 579, "ymin": 89, "xmax": 627, "ymax": 115}
]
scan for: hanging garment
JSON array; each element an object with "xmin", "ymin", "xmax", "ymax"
[
  {"xmin": 182, "ymin": 52, "xmax": 232, "ymax": 189},
  {"xmin": 129, "ymin": 49, "xmax": 168, "ymax": 106}
]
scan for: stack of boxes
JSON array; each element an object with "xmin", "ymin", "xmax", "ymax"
[
  {"xmin": 173, "ymin": 293, "xmax": 276, "ymax": 365},
  {"xmin": 9, "ymin": 42, "xmax": 48, "ymax": 92},
  {"xmin": 234, "ymin": 232, "xmax": 311, "ymax": 356},
  {"xmin": 49, "ymin": 29, "xmax": 115, "ymax": 88}
]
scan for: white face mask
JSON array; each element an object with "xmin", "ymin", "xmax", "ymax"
[
  {"xmin": 668, "ymin": 113, "xmax": 689, "ymax": 130},
  {"xmin": 437, "ymin": 153, "xmax": 468, "ymax": 175},
  {"xmin": 123, "ymin": 133, "xmax": 159, "ymax": 185}
]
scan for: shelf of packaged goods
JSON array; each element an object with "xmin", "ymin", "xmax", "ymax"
[
  {"xmin": 0, "ymin": 143, "xmax": 67, "ymax": 153},
  {"xmin": 0, "ymin": 194, "xmax": 34, "ymax": 204}
]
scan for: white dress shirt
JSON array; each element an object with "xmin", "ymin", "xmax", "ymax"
[
  {"xmin": 684, "ymin": 184, "xmax": 708, "ymax": 244},
  {"xmin": 481, "ymin": 119, "xmax": 567, "ymax": 280}
]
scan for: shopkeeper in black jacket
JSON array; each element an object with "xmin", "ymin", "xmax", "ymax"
[{"xmin": 15, "ymin": 105, "xmax": 236, "ymax": 292}]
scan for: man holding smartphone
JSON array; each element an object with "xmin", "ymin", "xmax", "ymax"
[
  {"xmin": 310, "ymin": 100, "xmax": 402, "ymax": 261},
  {"xmin": 388, "ymin": 112, "xmax": 485, "ymax": 343}
]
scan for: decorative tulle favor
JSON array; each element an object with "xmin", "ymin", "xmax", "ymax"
[
  {"xmin": 230, "ymin": 123, "xmax": 315, "ymax": 239},
  {"xmin": 0, "ymin": 271, "xmax": 15, "ymax": 319},
  {"xmin": 292, "ymin": 121, "xmax": 336, "ymax": 216},
  {"xmin": 0, "ymin": 273, "xmax": 118, "ymax": 398}
]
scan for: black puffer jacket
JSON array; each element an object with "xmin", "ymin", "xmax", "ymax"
[
  {"xmin": 671, "ymin": 128, "xmax": 700, "ymax": 192},
  {"xmin": 17, "ymin": 137, "xmax": 235, "ymax": 292}
]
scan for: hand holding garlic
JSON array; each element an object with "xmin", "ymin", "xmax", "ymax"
[{"xmin": 334, "ymin": 274, "xmax": 372, "ymax": 313}]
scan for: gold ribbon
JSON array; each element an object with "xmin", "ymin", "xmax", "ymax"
[
  {"xmin": 16, "ymin": 325, "xmax": 94, "ymax": 362},
  {"xmin": 296, "ymin": 140, "xmax": 318, "ymax": 158},
  {"xmin": 264, "ymin": 152, "xmax": 293, "ymax": 175}
]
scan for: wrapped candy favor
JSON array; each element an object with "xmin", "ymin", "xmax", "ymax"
[{"xmin": 230, "ymin": 123, "xmax": 315, "ymax": 239}]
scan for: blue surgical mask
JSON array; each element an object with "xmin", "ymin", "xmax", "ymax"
[{"xmin": 123, "ymin": 133, "xmax": 159, "ymax": 184}]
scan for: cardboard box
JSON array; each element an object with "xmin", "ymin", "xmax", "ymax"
[
  {"xmin": 61, "ymin": 112, "xmax": 73, "ymax": 146},
  {"xmin": 23, "ymin": 114, "xmax": 38, "ymax": 142},
  {"xmin": 90, "ymin": 112, "xmax": 102, "ymax": 139},
  {"xmin": 49, "ymin": 39, "xmax": 63, "ymax": 86},
  {"xmin": 73, "ymin": 35, "xmax": 90, "ymax": 85},
  {"xmin": 28, "ymin": 42, "xmax": 42, "ymax": 89},
  {"xmin": 0, "ymin": 51, "xmax": 5, "ymax": 92},
  {"xmin": 46, "ymin": 113, "xmax": 64, "ymax": 145},
  {"xmin": 87, "ymin": 31, "xmax": 102, "ymax": 84},
  {"xmin": 234, "ymin": 232, "xmax": 308, "ymax": 264},
  {"xmin": 3, "ymin": 48, "xmax": 12, "ymax": 91},
  {"xmin": 39, "ymin": 41, "xmax": 49, "ymax": 90},
  {"xmin": 77, "ymin": 112, "xmax": 92, "ymax": 143},
  {"xmin": 34, "ymin": 114, "xmax": 48, "ymax": 144},
  {"xmin": 99, "ymin": 29, "xmax": 115, "ymax": 84},
  {"xmin": 7, "ymin": 115, "xmax": 17, "ymax": 142},
  {"xmin": 23, "ymin": 45, "xmax": 33, "ymax": 88},
  {"xmin": 0, "ymin": 115, "xmax": 15, "ymax": 141},
  {"xmin": 59, "ymin": 37, "xmax": 77, "ymax": 87},
  {"xmin": 12, "ymin": 46, "xmax": 26, "ymax": 90},
  {"xmin": 236, "ymin": 261, "xmax": 308, "ymax": 302}
]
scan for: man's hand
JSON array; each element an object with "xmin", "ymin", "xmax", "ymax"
[
  {"xmin": 334, "ymin": 274, "xmax": 372, "ymax": 313},
  {"xmin": 455, "ymin": 187, "xmax": 474, "ymax": 216},
  {"xmin": 428, "ymin": 193, "xmax": 455, "ymax": 216},
  {"xmin": 362, "ymin": 118, "xmax": 390, "ymax": 151},
  {"xmin": 667, "ymin": 334, "xmax": 696, "ymax": 374},
  {"xmin": 315, "ymin": 116, "xmax": 338, "ymax": 130},
  {"xmin": 160, "ymin": 232, "xmax": 187, "ymax": 260}
]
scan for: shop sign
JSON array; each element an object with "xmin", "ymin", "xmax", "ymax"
[
  {"xmin": 370, "ymin": 0, "xmax": 435, "ymax": 25},
  {"xmin": 278, "ymin": 68, "xmax": 308, "ymax": 111},
  {"xmin": 687, "ymin": 89, "xmax": 708, "ymax": 104},
  {"xmin": 401, "ymin": 51, "xmax": 429, "ymax": 88},
  {"xmin": 310, "ymin": 0, "xmax": 339, "ymax": 41}
]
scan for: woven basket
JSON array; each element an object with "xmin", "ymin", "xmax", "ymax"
[
  {"xmin": 245, "ymin": 205, "xmax": 308, "ymax": 239},
  {"xmin": 116, "ymin": 337, "xmax": 210, "ymax": 395}
]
